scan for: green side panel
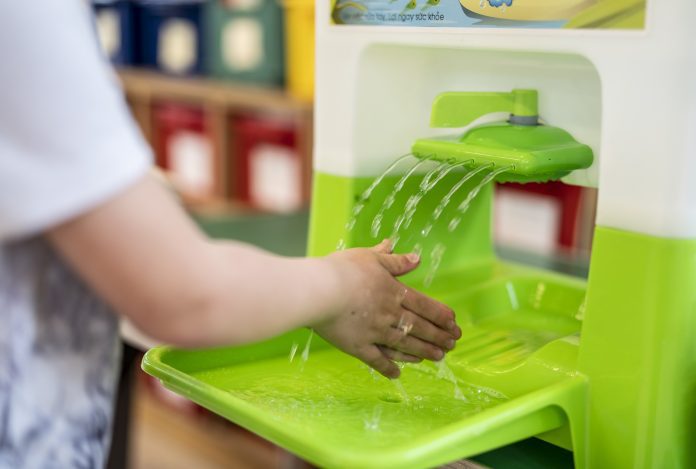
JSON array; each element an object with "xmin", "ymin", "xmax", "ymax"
[
  {"xmin": 204, "ymin": 0, "xmax": 285, "ymax": 85},
  {"xmin": 578, "ymin": 227, "xmax": 696, "ymax": 468},
  {"xmin": 307, "ymin": 170, "xmax": 495, "ymax": 286}
]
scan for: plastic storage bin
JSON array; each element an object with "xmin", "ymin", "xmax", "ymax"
[
  {"xmin": 205, "ymin": 0, "xmax": 284, "ymax": 85},
  {"xmin": 136, "ymin": 0, "xmax": 205, "ymax": 75},
  {"xmin": 153, "ymin": 103, "xmax": 216, "ymax": 200},
  {"xmin": 92, "ymin": 0, "xmax": 137, "ymax": 65},
  {"xmin": 280, "ymin": 0, "xmax": 314, "ymax": 100},
  {"xmin": 232, "ymin": 116, "xmax": 304, "ymax": 212}
]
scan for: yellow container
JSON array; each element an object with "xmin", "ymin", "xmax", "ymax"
[{"xmin": 281, "ymin": 0, "xmax": 314, "ymax": 101}]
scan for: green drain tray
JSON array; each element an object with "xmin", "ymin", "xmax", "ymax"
[{"xmin": 142, "ymin": 263, "xmax": 589, "ymax": 468}]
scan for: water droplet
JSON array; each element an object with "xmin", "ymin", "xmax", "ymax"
[
  {"xmin": 393, "ymin": 379, "xmax": 410, "ymax": 403},
  {"xmin": 300, "ymin": 330, "xmax": 314, "ymax": 371},
  {"xmin": 424, "ymin": 242, "xmax": 446, "ymax": 287},
  {"xmin": 288, "ymin": 343, "xmax": 299, "ymax": 362},
  {"xmin": 371, "ymin": 158, "xmax": 430, "ymax": 238},
  {"xmin": 363, "ymin": 405, "xmax": 382, "ymax": 431},
  {"xmin": 448, "ymin": 218, "xmax": 461, "ymax": 232},
  {"xmin": 343, "ymin": 154, "xmax": 413, "ymax": 237}
]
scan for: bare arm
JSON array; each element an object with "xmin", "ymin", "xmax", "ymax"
[{"xmin": 48, "ymin": 175, "xmax": 460, "ymax": 378}]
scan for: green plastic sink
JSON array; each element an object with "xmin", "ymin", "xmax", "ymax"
[{"xmin": 142, "ymin": 261, "xmax": 588, "ymax": 468}]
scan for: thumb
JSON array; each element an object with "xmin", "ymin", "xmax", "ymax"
[
  {"xmin": 371, "ymin": 239, "xmax": 393, "ymax": 255},
  {"xmin": 378, "ymin": 252, "xmax": 420, "ymax": 277}
]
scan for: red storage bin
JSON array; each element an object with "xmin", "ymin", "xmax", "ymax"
[
  {"xmin": 152, "ymin": 103, "xmax": 216, "ymax": 200},
  {"xmin": 494, "ymin": 181, "xmax": 588, "ymax": 255},
  {"xmin": 232, "ymin": 116, "xmax": 304, "ymax": 212}
]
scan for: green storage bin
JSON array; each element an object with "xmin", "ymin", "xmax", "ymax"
[{"xmin": 204, "ymin": 0, "xmax": 284, "ymax": 85}]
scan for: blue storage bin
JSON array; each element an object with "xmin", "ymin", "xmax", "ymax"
[
  {"xmin": 136, "ymin": 0, "xmax": 206, "ymax": 76},
  {"xmin": 92, "ymin": 0, "xmax": 137, "ymax": 65}
]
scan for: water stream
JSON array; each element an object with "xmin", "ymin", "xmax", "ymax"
[
  {"xmin": 300, "ymin": 330, "xmax": 314, "ymax": 371},
  {"xmin": 448, "ymin": 165, "xmax": 512, "ymax": 232},
  {"xmin": 422, "ymin": 165, "xmax": 511, "ymax": 286},
  {"xmin": 370, "ymin": 157, "xmax": 432, "ymax": 238},
  {"xmin": 420, "ymin": 163, "xmax": 493, "ymax": 238},
  {"xmin": 389, "ymin": 160, "xmax": 456, "ymax": 247},
  {"xmin": 338, "ymin": 153, "xmax": 413, "ymax": 250},
  {"xmin": 304, "ymin": 157, "xmax": 513, "ymax": 403}
]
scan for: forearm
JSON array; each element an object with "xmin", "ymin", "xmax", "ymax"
[
  {"xmin": 165, "ymin": 242, "xmax": 343, "ymax": 347},
  {"xmin": 48, "ymin": 175, "xmax": 343, "ymax": 348}
]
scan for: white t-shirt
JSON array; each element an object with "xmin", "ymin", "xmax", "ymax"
[{"xmin": 0, "ymin": 2, "xmax": 151, "ymax": 468}]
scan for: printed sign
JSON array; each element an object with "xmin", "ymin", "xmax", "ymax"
[{"xmin": 331, "ymin": 0, "xmax": 646, "ymax": 29}]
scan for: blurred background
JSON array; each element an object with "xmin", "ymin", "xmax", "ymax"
[{"xmin": 93, "ymin": 1, "xmax": 594, "ymax": 467}]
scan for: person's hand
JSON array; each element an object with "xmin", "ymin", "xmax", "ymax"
[{"xmin": 313, "ymin": 240, "xmax": 461, "ymax": 379}]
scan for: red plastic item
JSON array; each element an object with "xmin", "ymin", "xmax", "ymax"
[
  {"xmin": 232, "ymin": 116, "xmax": 303, "ymax": 212},
  {"xmin": 152, "ymin": 103, "xmax": 215, "ymax": 199},
  {"xmin": 495, "ymin": 181, "xmax": 584, "ymax": 251}
]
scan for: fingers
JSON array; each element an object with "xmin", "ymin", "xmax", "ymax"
[
  {"xmin": 395, "ymin": 310, "xmax": 457, "ymax": 352},
  {"xmin": 402, "ymin": 288, "xmax": 460, "ymax": 337},
  {"xmin": 377, "ymin": 345, "xmax": 422, "ymax": 364},
  {"xmin": 382, "ymin": 328, "xmax": 445, "ymax": 362},
  {"xmin": 370, "ymin": 239, "xmax": 421, "ymax": 277},
  {"xmin": 361, "ymin": 345, "xmax": 401, "ymax": 379},
  {"xmin": 371, "ymin": 239, "xmax": 393, "ymax": 254},
  {"xmin": 377, "ymin": 252, "xmax": 421, "ymax": 277}
]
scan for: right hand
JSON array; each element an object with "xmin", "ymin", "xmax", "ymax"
[{"xmin": 313, "ymin": 240, "xmax": 461, "ymax": 379}]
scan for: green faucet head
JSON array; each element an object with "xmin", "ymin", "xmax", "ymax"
[{"xmin": 412, "ymin": 90, "xmax": 593, "ymax": 183}]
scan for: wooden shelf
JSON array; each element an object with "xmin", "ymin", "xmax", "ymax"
[
  {"xmin": 118, "ymin": 67, "xmax": 312, "ymax": 116},
  {"xmin": 119, "ymin": 67, "xmax": 314, "ymax": 216}
]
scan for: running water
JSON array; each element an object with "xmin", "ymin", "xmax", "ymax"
[
  {"xmin": 389, "ymin": 160, "xmax": 468, "ymax": 247},
  {"xmin": 363, "ymin": 405, "xmax": 382, "ymax": 432},
  {"xmin": 299, "ymin": 329, "xmax": 314, "ymax": 370},
  {"xmin": 423, "ymin": 242, "xmax": 446, "ymax": 288},
  {"xmin": 403, "ymin": 160, "xmax": 470, "ymax": 230},
  {"xmin": 436, "ymin": 361, "xmax": 468, "ymax": 402},
  {"xmin": 423, "ymin": 165, "xmax": 511, "ymax": 288},
  {"xmin": 393, "ymin": 379, "xmax": 410, "ymax": 403},
  {"xmin": 370, "ymin": 157, "xmax": 432, "ymax": 238},
  {"xmin": 420, "ymin": 163, "xmax": 493, "ymax": 238},
  {"xmin": 388, "ymin": 161, "xmax": 449, "ymax": 247},
  {"xmin": 288, "ymin": 343, "xmax": 299, "ymax": 363},
  {"xmin": 448, "ymin": 165, "xmax": 512, "ymax": 232},
  {"xmin": 341, "ymin": 153, "xmax": 412, "ymax": 236}
]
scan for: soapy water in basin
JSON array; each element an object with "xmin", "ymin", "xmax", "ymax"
[{"xmin": 192, "ymin": 349, "xmax": 507, "ymax": 449}]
